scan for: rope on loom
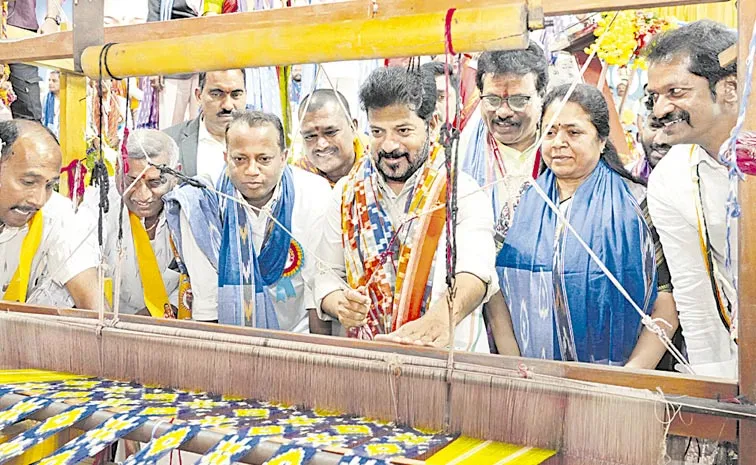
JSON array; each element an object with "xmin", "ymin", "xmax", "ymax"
[
  {"xmin": 94, "ymin": 44, "xmax": 120, "ymax": 323},
  {"xmin": 112, "ymin": 76, "xmax": 133, "ymax": 324},
  {"xmin": 717, "ymin": 19, "xmax": 756, "ymax": 340},
  {"xmin": 440, "ymin": 8, "xmax": 461, "ymax": 433}
]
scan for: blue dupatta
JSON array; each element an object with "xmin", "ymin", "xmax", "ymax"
[
  {"xmin": 164, "ymin": 168, "xmax": 298, "ymax": 329},
  {"xmin": 496, "ymin": 160, "xmax": 656, "ymax": 365},
  {"xmin": 42, "ymin": 92, "xmax": 56, "ymax": 133}
]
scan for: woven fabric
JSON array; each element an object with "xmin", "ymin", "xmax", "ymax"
[
  {"xmin": 0, "ymin": 405, "xmax": 98, "ymax": 463},
  {"xmin": 194, "ymin": 429, "xmax": 262, "ymax": 465},
  {"xmin": 0, "ymin": 375, "xmax": 459, "ymax": 462},
  {"xmin": 123, "ymin": 425, "xmax": 201, "ymax": 465},
  {"xmin": 37, "ymin": 414, "xmax": 149, "ymax": 465},
  {"xmin": 0, "ymin": 397, "xmax": 52, "ymax": 430},
  {"xmin": 262, "ymin": 444, "xmax": 317, "ymax": 465}
]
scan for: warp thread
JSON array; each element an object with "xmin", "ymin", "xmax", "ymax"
[{"xmin": 716, "ymin": 20, "xmax": 756, "ymax": 341}]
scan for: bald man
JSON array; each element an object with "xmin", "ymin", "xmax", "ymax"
[
  {"xmin": 0, "ymin": 120, "xmax": 100, "ymax": 309},
  {"xmin": 294, "ymin": 89, "xmax": 363, "ymax": 187}
]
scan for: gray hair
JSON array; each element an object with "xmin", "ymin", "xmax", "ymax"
[{"xmin": 126, "ymin": 129, "xmax": 180, "ymax": 168}]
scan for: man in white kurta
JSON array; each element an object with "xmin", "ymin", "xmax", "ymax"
[
  {"xmin": 77, "ymin": 129, "xmax": 181, "ymax": 316},
  {"xmin": 459, "ymin": 43, "xmax": 548, "ymax": 246},
  {"xmin": 645, "ymin": 21, "xmax": 739, "ymax": 378},
  {"xmin": 165, "ymin": 111, "xmax": 330, "ymax": 332},
  {"xmin": 314, "ymin": 67, "xmax": 497, "ymax": 352},
  {"xmin": 0, "ymin": 120, "xmax": 99, "ymax": 308}
]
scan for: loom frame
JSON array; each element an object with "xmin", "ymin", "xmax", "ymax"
[{"xmin": 0, "ymin": 0, "xmax": 754, "ymax": 461}]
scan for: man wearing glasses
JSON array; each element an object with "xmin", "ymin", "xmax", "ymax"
[
  {"xmin": 459, "ymin": 42, "xmax": 548, "ymax": 355},
  {"xmin": 461, "ymin": 42, "xmax": 548, "ymax": 250}
]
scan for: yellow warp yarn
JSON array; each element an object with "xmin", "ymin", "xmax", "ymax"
[
  {"xmin": 3, "ymin": 211, "xmax": 44, "ymax": 303},
  {"xmin": 427, "ymin": 436, "xmax": 555, "ymax": 465},
  {"xmin": 129, "ymin": 212, "xmax": 170, "ymax": 318},
  {"xmin": 0, "ymin": 369, "xmax": 86, "ymax": 384}
]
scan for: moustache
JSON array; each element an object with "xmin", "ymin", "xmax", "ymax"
[
  {"xmin": 314, "ymin": 147, "xmax": 338, "ymax": 156},
  {"xmin": 378, "ymin": 150, "xmax": 409, "ymax": 160},
  {"xmin": 650, "ymin": 143, "xmax": 672, "ymax": 154},
  {"xmin": 492, "ymin": 116, "xmax": 520, "ymax": 126},
  {"xmin": 658, "ymin": 110, "xmax": 691, "ymax": 127},
  {"xmin": 11, "ymin": 206, "xmax": 38, "ymax": 214}
]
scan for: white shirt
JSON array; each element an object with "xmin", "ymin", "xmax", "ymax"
[
  {"xmin": 314, "ymin": 168, "xmax": 498, "ymax": 353},
  {"xmin": 648, "ymin": 144, "xmax": 738, "ymax": 378},
  {"xmin": 458, "ymin": 112, "xmax": 539, "ymax": 247},
  {"xmin": 197, "ymin": 119, "xmax": 228, "ymax": 185},
  {"xmin": 77, "ymin": 181, "xmax": 179, "ymax": 315},
  {"xmin": 181, "ymin": 167, "xmax": 331, "ymax": 332},
  {"xmin": 0, "ymin": 193, "xmax": 98, "ymax": 307}
]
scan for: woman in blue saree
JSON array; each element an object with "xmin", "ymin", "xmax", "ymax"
[{"xmin": 491, "ymin": 84, "xmax": 657, "ymax": 365}]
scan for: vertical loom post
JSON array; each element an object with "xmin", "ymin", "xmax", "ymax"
[
  {"xmin": 58, "ymin": 73, "xmax": 87, "ymax": 198},
  {"xmin": 738, "ymin": 1, "xmax": 756, "ymax": 462}
]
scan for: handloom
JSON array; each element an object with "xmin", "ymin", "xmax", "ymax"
[
  {"xmin": 0, "ymin": 0, "xmax": 755, "ymax": 463},
  {"xmin": 0, "ymin": 309, "xmax": 671, "ymax": 465}
]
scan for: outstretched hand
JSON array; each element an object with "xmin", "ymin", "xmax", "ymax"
[{"xmin": 375, "ymin": 311, "xmax": 451, "ymax": 348}]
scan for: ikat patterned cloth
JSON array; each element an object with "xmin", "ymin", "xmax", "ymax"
[{"xmin": 0, "ymin": 377, "xmax": 457, "ymax": 463}]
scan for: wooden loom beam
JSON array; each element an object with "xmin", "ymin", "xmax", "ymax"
[
  {"xmin": 738, "ymin": 0, "xmax": 756, "ymax": 462},
  {"xmin": 0, "ymin": 0, "xmax": 728, "ymax": 65},
  {"xmin": 0, "ymin": 303, "xmax": 741, "ymax": 442},
  {"xmin": 76, "ymin": 4, "xmax": 529, "ymax": 79}
]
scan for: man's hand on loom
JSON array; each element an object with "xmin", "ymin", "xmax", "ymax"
[
  {"xmin": 375, "ymin": 311, "xmax": 450, "ymax": 348},
  {"xmin": 322, "ymin": 289, "xmax": 371, "ymax": 329}
]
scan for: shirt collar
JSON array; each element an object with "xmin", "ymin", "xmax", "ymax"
[
  {"xmin": 240, "ymin": 176, "xmax": 283, "ymax": 218},
  {"xmin": 199, "ymin": 118, "xmax": 222, "ymax": 145},
  {"xmin": 493, "ymin": 133, "xmax": 539, "ymax": 161},
  {"xmin": 688, "ymin": 144, "xmax": 727, "ymax": 171}
]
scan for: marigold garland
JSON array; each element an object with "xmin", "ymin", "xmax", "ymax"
[{"xmin": 586, "ymin": 11, "xmax": 677, "ymax": 70}]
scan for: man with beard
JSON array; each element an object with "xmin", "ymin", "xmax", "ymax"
[
  {"xmin": 164, "ymin": 111, "xmax": 331, "ymax": 331},
  {"xmin": 628, "ymin": 109, "xmax": 673, "ymax": 182},
  {"xmin": 0, "ymin": 120, "xmax": 100, "ymax": 309},
  {"xmin": 624, "ymin": 111, "xmax": 680, "ymax": 370},
  {"xmin": 645, "ymin": 20, "xmax": 739, "ymax": 379},
  {"xmin": 293, "ymin": 89, "xmax": 363, "ymax": 187},
  {"xmin": 164, "ymin": 69, "xmax": 246, "ymax": 185},
  {"xmin": 314, "ymin": 67, "xmax": 496, "ymax": 351},
  {"xmin": 77, "ymin": 130, "xmax": 182, "ymax": 317}
]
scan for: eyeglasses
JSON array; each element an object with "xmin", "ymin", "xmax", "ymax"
[{"xmin": 481, "ymin": 94, "xmax": 531, "ymax": 112}]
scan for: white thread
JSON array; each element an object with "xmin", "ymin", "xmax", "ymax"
[{"xmin": 150, "ymin": 419, "xmax": 170, "ymax": 440}]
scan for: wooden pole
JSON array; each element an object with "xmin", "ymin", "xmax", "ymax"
[
  {"xmin": 738, "ymin": 0, "xmax": 756, "ymax": 462},
  {"xmin": 58, "ymin": 73, "xmax": 87, "ymax": 199},
  {"xmin": 79, "ymin": 4, "xmax": 528, "ymax": 79},
  {"xmin": 0, "ymin": 0, "xmax": 727, "ymax": 64}
]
